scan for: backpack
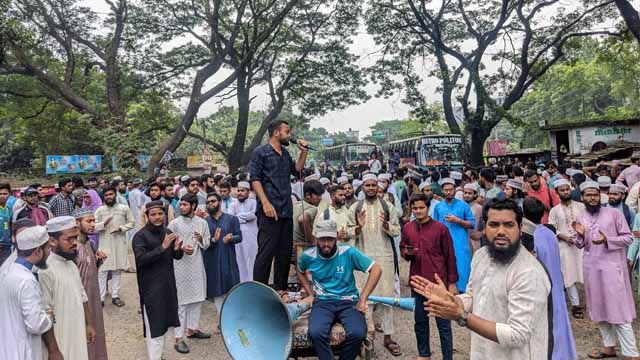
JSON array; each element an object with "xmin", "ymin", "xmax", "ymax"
[{"xmin": 354, "ymin": 198, "xmax": 399, "ymax": 275}]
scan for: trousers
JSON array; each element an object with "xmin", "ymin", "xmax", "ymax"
[
  {"xmin": 308, "ymin": 300, "xmax": 367, "ymax": 360},
  {"xmin": 413, "ymin": 290, "xmax": 453, "ymax": 359},
  {"xmin": 98, "ymin": 270, "xmax": 121, "ymax": 301},
  {"xmin": 143, "ymin": 306, "xmax": 167, "ymax": 360},
  {"xmin": 599, "ymin": 322, "xmax": 639, "ymax": 357},
  {"xmin": 368, "ymin": 303, "xmax": 394, "ymax": 335},
  {"xmin": 253, "ymin": 214, "xmax": 293, "ymax": 291},
  {"xmin": 174, "ymin": 302, "xmax": 203, "ymax": 339},
  {"xmin": 566, "ymin": 284, "xmax": 580, "ymax": 306}
]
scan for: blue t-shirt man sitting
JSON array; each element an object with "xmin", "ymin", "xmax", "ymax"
[{"xmin": 297, "ymin": 220, "xmax": 382, "ymax": 360}]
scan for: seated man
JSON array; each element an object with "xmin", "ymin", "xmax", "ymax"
[{"xmin": 297, "ymin": 220, "xmax": 382, "ymax": 360}]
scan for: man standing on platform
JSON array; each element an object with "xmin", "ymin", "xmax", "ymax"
[
  {"xmin": 548, "ymin": 179, "xmax": 585, "ymax": 319},
  {"xmin": 433, "ymin": 178, "xmax": 475, "ymax": 292},
  {"xmin": 94, "ymin": 187, "xmax": 134, "ymax": 307},
  {"xmin": 573, "ymin": 181, "xmax": 640, "ymax": 360},
  {"xmin": 249, "ymin": 120, "xmax": 308, "ymax": 297},
  {"xmin": 73, "ymin": 208, "xmax": 108, "ymax": 360},
  {"xmin": 168, "ymin": 193, "xmax": 211, "ymax": 354},
  {"xmin": 229, "ymin": 181, "xmax": 258, "ymax": 282}
]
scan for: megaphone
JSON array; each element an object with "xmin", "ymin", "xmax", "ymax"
[
  {"xmin": 368, "ymin": 296, "xmax": 415, "ymax": 311},
  {"xmin": 220, "ymin": 281, "xmax": 310, "ymax": 360}
]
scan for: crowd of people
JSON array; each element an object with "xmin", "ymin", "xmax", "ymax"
[{"xmin": 2, "ymin": 119, "xmax": 640, "ymax": 360}]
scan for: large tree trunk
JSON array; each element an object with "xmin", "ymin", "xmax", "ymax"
[
  {"xmin": 467, "ymin": 121, "xmax": 490, "ymax": 166},
  {"xmin": 227, "ymin": 70, "xmax": 250, "ymax": 173},
  {"xmin": 615, "ymin": 0, "xmax": 640, "ymax": 43}
]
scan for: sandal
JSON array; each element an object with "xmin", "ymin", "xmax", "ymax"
[
  {"xmin": 588, "ymin": 350, "xmax": 617, "ymax": 359},
  {"xmin": 278, "ymin": 290, "xmax": 291, "ymax": 303},
  {"xmin": 374, "ymin": 323, "xmax": 383, "ymax": 333},
  {"xmin": 384, "ymin": 340, "xmax": 402, "ymax": 356},
  {"xmin": 572, "ymin": 306, "xmax": 584, "ymax": 319}
]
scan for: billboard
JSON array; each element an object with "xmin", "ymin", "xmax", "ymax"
[
  {"xmin": 46, "ymin": 155, "xmax": 102, "ymax": 175},
  {"xmin": 487, "ymin": 140, "xmax": 508, "ymax": 157}
]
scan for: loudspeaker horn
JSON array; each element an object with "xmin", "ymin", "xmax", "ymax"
[
  {"xmin": 220, "ymin": 281, "xmax": 310, "ymax": 360},
  {"xmin": 368, "ymin": 296, "xmax": 415, "ymax": 311}
]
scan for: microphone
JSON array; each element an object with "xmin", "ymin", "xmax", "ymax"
[{"xmin": 290, "ymin": 137, "xmax": 317, "ymax": 151}]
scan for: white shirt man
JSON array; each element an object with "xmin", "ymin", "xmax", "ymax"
[{"xmin": 229, "ymin": 182, "xmax": 258, "ymax": 282}]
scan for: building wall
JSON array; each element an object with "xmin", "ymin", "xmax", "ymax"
[{"xmin": 567, "ymin": 124, "xmax": 640, "ymax": 154}]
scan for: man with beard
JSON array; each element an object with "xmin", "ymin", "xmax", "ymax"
[
  {"xmin": 348, "ymin": 173, "xmax": 402, "ymax": 356},
  {"xmin": 41, "ymin": 216, "xmax": 96, "ymax": 360},
  {"xmin": 168, "ymin": 193, "xmax": 211, "ymax": 354},
  {"xmin": 94, "ymin": 186, "xmax": 134, "ymax": 307},
  {"xmin": 523, "ymin": 197, "xmax": 577, "ymax": 360},
  {"xmin": 248, "ymin": 120, "xmax": 309, "ymax": 294},
  {"xmin": 229, "ymin": 181, "xmax": 258, "ymax": 282},
  {"xmin": 400, "ymin": 194, "xmax": 457, "ymax": 360},
  {"xmin": 573, "ymin": 181, "xmax": 639, "ymax": 360},
  {"xmin": 548, "ymin": 179, "xmax": 586, "ymax": 319},
  {"xmin": 433, "ymin": 178, "xmax": 475, "ymax": 292},
  {"xmin": 218, "ymin": 182, "xmax": 237, "ymax": 214},
  {"xmin": 342, "ymin": 180, "xmax": 357, "ymax": 209},
  {"xmin": 607, "ymin": 184, "xmax": 634, "ymax": 228},
  {"xmin": 14, "ymin": 187, "xmax": 52, "ymax": 227},
  {"xmin": 0, "ymin": 226, "xmax": 54, "ymax": 360},
  {"xmin": 463, "ymin": 183, "xmax": 483, "ymax": 253},
  {"xmin": 524, "ymin": 170, "xmax": 559, "ymax": 224},
  {"xmin": 297, "ymin": 219, "xmax": 382, "ymax": 360},
  {"xmin": 200, "ymin": 174, "xmax": 216, "ymax": 194},
  {"xmin": 411, "ymin": 198, "xmax": 551, "ymax": 360},
  {"xmin": 314, "ymin": 185, "xmax": 354, "ymax": 243},
  {"xmin": 140, "ymin": 182, "xmax": 175, "ymax": 227},
  {"xmin": 73, "ymin": 208, "xmax": 108, "ymax": 360},
  {"xmin": 111, "ymin": 179, "xmax": 129, "ymax": 207},
  {"xmin": 203, "ymin": 193, "xmax": 241, "ymax": 317},
  {"xmin": 133, "ymin": 201, "xmax": 183, "ymax": 360}
]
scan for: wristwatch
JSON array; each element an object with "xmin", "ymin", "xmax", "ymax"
[{"xmin": 456, "ymin": 310, "xmax": 470, "ymax": 327}]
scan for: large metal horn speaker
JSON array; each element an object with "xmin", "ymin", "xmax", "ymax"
[{"xmin": 220, "ymin": 281, "xmax": 310, "ymax": 360}]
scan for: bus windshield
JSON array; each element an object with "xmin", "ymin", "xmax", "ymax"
[
  {"xmin": 418, "ymin": 135, "xmax": 464, "ymax": 166},
  {"xmin": 347, "ymin": 144, "xmax": 375, "ymax": 162}
]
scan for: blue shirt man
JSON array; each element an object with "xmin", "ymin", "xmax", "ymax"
[
  {"xmin": 297, "ymin": 220, "xmax": 382, "ymax": 360},
  {"xmin": 0, "ymin": 184, "xmax": 13, "ymax": 266},
  {"xmin": 433, "ymin": 179, "xmax": 475, "ymax": 292}
]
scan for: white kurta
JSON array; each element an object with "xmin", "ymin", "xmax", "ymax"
[
  {"xmin": 128, "ymin": 188, "xmax": 148, "ymax": 233},
  {"xmin": 458, "ymin": 247, "xmax": 551, "ymax": 360},
  {"xmin": 168, "ymin": 216, "xmax": 211, "ymax": 305},
  {"xmin": 94, "ymin": 203, "xmax": 134, "ymax": 271},
  {"xmin": 229, "ymin": 198, "xmax": 258, "ymax": 282},
  {"xmin": 548, "ymin": 201, "xmax": 585, "ymax": 287},
  {"xmin": 39, "ymin": 253, "xmax": 89, "ymax": 360},
  {"xmin": 221, "ymin": 197, "xmax": 238, "ymax": 214},
  {"xmin": 348, "ymin": 199, "xmax": 400, "ymax": 297},
  {"xmin": 0, "ymin": 262, "xmax": 53, "ymax": 360}
]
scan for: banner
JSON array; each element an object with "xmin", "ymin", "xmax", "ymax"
[
  {"xmin": 487, "ymin": 140, "xmax": 508, "ymax": 157},
  {"xmin": 202, "ymin": 147, "xmax": 213, "ymax": 171},
  {"xmin": 187, "ymin": 155, "xmax": 203, "ymax": 169},
  {"xmin": 46, "ymin": 155, "xmax": 102, "ymax": 175}
]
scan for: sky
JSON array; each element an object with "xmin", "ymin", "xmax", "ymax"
[{"xmin": 80, "ymin": 0, "xmax": 443, "ymax": 138}]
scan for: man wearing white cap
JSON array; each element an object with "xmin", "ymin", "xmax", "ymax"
[
  {"xmin": 419, "ymin": 181, "xmax": 439, "ymax": 218},
  {"xmin": 573, "ymin": 181, "xmax": 639, "ymax": 359},
  {"xmin": 347, "ymin": 173, "xmax": 402, "ymax": 356},
  {"xmin": 313, "ymin": 184, "xmax": 354, "ymax": 243},
  {"xmin": 606, "ymin": 184, "xmax": 634, "ymax": 228},
  {"xmin": 462, "ymin": 183, "xmax": 483, "ymax": 253},
  {"xmin": 0, "ymin": 226, "xmax": 55, "ymax": 360},
  {"xmin": 548, "ymin": 178, "xmax": 586, "ymax": 319},
  {"xmin": 40, "ymin": 216, "xmax": 95, "ymax": 360},
  {"xmin": 229, "ymin": 181, "xmax": 258, "ymax": 282},
  {"xmin": 598, "ymin": 176, "xmax": 611, "ymax": 206}
]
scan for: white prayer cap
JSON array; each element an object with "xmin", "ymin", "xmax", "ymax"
[
  {"xmin": 597, "ymin": 176, "xmax": 612, "ymax": 188},
  {"xmin": 496, "ymin": 175, "xmax": 508, "ymax": 182},
  {"xmin": 72, "ymin": 208, "xmax": 94, "ymax": 219},
  {"xmin": 16, "ymin": 226, "xmax": 49, "ymax": 251},
  {"xmin": 180, "ymin": 175, "xmax": 191, "ymax": 182},
  {"xmin": 506, "ymin": 179, "xmax": 523, "ymax": 191},
  {"xmin": 609, "ymin": 184, "xmax": 627, "ymax": 194},
  {"xmin": 319, "ymin": 177, "xmax": 331, "ymax": 185},
  {"xmin": 418, "ymin": 181, "xmax": 431, "ymax": 191},
  {"xmin": 237, "ymin": 181, "xmax": 250, "ymax": 190},
  {"xmin": 362, "ymin": 173, "xmax": 377, "ymax": 183},
  {"xmin": 463, "ymin": 183, "xmax": 477, "ymax": 192},
  {"xmin": 573, "ymin": 170, "xmax": 583, "ymax": 174},
  {"xmin": 378, "ymin": 173, "xmax": 392, "ymax": 181},
  {"xmin": 352, "ymin": 179, "xmax": 363, "ymax": 188},
  {"xmin": 315, "ymin": 220, "xmax": 338, "ymax": 238},
  {"xmin": 553, "ymin": 179, "xmax": 571, "ymax": 189},
  {"xmin": 337, "ymin": 176, "xmax": 349, "ymax": 185},
  {"xmin": 305, "ymin": 174, "xmax": 320, "ymax": 182},
  {"xmin": 450, "ymin": 171, "xmax": 462, "ymax": 180},
  {"xmin": 580, "ymin": 181, "xmax": 599, "ymax": 192},
  {"xmin": 46, "ymin": 216, "xmax": 77, "ymax": 233},
  {"xmin": 112, "ymin": 176, "xmax": 123, "ymax": 181},
  {"xmin": 440, "ymin": 178, "xmax": 455, "ymax": 186},
  {"xmin": 290, "ymin": 175, "xmax": 295, "ymax": 180},
  {"xmin": 566, "ymin": 169, "xmax": 576, "ymax": 176}
]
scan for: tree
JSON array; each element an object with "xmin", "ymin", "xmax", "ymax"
[
  {"xmin": 614, "ymin": 0, "xmax": 640, "ymax": 43},
  {"xmin": 366, "ymin": 0, "xmax": 621, "ymax": 165}
]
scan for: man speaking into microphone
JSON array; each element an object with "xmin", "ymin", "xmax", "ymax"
[{"xmin": 249, "ymin": 120, "xmax": 309, "ymax": 298}]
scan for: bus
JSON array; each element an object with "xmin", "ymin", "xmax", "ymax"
[
  {"xmin": 323, "ymin": 143, "xmax": 378, "ymax": 171},
  {"xmin": 386, "ymin": 134, "xmax": 464, "ymax": 169}
]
